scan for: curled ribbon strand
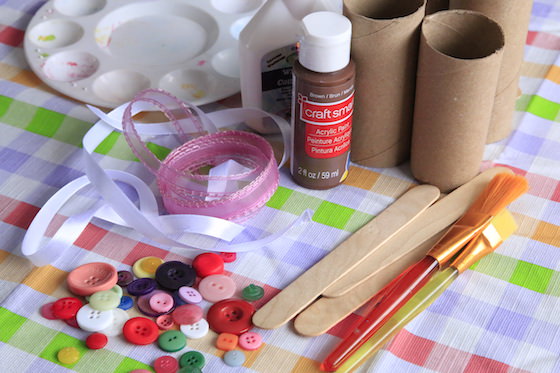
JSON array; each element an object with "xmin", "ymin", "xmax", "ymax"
[{"xmin": 22, "ymin": 89, "xmax": 310, "ymax": 266}]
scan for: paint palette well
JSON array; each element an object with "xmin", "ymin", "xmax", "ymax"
[{"xmin": 24, "ymin": 0, "xmax": 262, "ymax": 107}]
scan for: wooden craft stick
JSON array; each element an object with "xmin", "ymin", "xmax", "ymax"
[
  {"xmin": 252, "ymin": 185, "xmax": 440, "ymax": 330},
  {"xmin": 323, "ymin": 166, "xmax": 512, "ymax": 298},
  {"xmin": 294, "ymin": 233, "xmax": 444, "ymax": 336}
]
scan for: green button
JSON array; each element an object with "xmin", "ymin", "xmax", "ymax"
[
  {"xmin": 110, "ymin": 285, "xmax": 123, "ymax": 298},
  {"xmin": 242, "ymin": 284, "xmax": 264, "ymax": 301},
  {"xmin": 178, "ymin": 366, "xmax": 202, "ymax": 373},
  {"xmin": 158, "ymin": 330, "xmax": 187, "ymax": 352},
  {"xmin": 89, "ymin": 289, "xmax": 121, "ymax": 311},
  {"xmin": 179, "ymin": 351, "xmax": 205, "ymax": 369}
]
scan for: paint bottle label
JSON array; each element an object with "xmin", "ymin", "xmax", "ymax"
[
  {"xmin": 260, "ymin": 44, "xmax": 298, "ymax": 120},
  {"xmin": 291, "ymin": 61, "xmax": 355, "ymax": 189}
]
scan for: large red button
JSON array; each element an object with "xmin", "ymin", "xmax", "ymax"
[
  {"xmin": 123, "ymin": 317, "xmax": 159, "ymax": 345},
  {"xmin": 52, "ymin": 297, "xmax": 83, "ymax": 320},
  {"xmin": 192, "ymin": 253, "xmax": 224, "ymax": 278},
  {"xmin": 206, "ymin": 299, "xmax": 255, "ymax": 335}
]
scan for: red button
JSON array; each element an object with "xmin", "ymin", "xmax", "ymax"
[
  {"xmin": 207, "ymin": 299, "xmax": 255, "ymax": 335},
  {"xmin": 86, "ymin": 332, "xmax": 108, "ymax": 350},
  {"xmin": 154, "ymin": 355, "xmax": 179, "ymax": 373},
  {"xmin": 219, "ymin": 252, "xmax": 237, "ymax": 263},
  {"xmin": 52, "ymin": 297, "xmax": 83, "ymax": 320},
  {"xmin": 123, "ymin": 317, "xmax": 159, "ymax": 345},
  {"xmin": 192, "ymin": 253, "xmax": 224, "ymax": 278},
  {"xmin": 40, "ymin": 302, "xmax": 57, "ymax": 320}
]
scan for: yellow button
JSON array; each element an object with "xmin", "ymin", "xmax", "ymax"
[
  {"xmin": 57, "ymin": 347, "xmax": 80, "ymax": 365},
  {"xmin": 132, "ymin": 256, "xmax": 164, "ymax": 279}
]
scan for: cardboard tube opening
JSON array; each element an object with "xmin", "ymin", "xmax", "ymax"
[
  {"xmin": 423, "ymin": 11, "xmax": 504, "ymax": 59},
  {"xmin": 346, "ymin": 0, "xmax": 424, "ymax": 20},
  {"xmin": 410, "ymin": 10, "xmax": 504, "ymax": 192}
]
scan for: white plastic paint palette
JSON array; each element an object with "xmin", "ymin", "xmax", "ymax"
[{"xmin": 24, "ymin": 0, "xmax": 262, "ymax": 107}]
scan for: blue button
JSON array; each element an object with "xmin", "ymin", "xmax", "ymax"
[{"xmin": 118, "ymin": 296, "xmax": 133, "ymax": 310}]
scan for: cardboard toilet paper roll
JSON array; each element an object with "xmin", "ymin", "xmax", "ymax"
[
  {"xmin": 450, "ymin": 0, "xmax": 534, "ymax": 143},
  {"xmin": 426, "ymin": 0, "xmax": 448, "ymax": 15},
  {"xmin": 343, "ymin": 0, "xmax": 425, "ymax": 168},
  {"xmin": 410, "ymin": 10, "xmax": 504, "ymax": 192}
]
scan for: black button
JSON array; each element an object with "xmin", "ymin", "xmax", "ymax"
[{"xmin": 155, "ymin": 261, "xmax": 195, "ymax": 290}]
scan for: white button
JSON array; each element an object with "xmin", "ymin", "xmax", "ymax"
[
  {"xmin": 180, "ymin": 318, "xmax": 209, "ymax": 339},
  {"xmin": 100, "ymin": 308, "xmax": 130, "ymax": 337},
  {"xmin": 76, "ymin": 304, "xmax": 114, "ymax": 332}
]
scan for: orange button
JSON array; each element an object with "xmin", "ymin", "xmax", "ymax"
[
  {"xmin": 67, "ymin": 262, "xmax": 118, "ymax": 296},
  {"xmin": 216, "ymin": 332, "xmax": 239, "ymax": 351}
]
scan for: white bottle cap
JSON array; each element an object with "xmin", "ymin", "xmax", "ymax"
[{"xmin": 299, "ymin": 11, "xmax": 352, "ymax": 73}]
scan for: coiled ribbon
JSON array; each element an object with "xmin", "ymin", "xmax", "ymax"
[{"xmin": 22, "ymin": 89, "xmax": 311, "ymax": 266}]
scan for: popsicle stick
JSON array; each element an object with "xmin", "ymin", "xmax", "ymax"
[
  {"xmin": 293, "ymin": 232, "xmax": 444, "ymax": 336},
  {"xmin": 323, "ymin": 166, "xmax": 513, "ymax": 298},
  {"xmin": 252, "ymin": 185, "xmax": 440, "ymax": 330}
]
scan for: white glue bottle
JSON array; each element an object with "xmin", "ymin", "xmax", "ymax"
[{"xmin": 239, "ymin": 0, "xmax": 341, "ymax": 133}]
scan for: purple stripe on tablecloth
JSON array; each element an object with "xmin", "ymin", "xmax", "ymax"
[
  {"xmin": 524, "ymin": 318, "xmax": 560, "ymax": 354},
  {"xmin": 0, "ymin": 78, "xmax": 27, "ymax": 96},
  {"xmin": 283, "ymin": 241, "xmax": 328, "ymax": 270},
  {"xmin": 533, "ymin": 2, "xmax": 552, "ymax": 17},
  {"xmin": 41, "ymin": 95, "xmax": 80, "ymax": 114},
  {"xmin": 42, "ymin": 164, "xmax": 83, "ymax": 188},
  {"xmin": 428, "ymin": 289, "xmax": 462, "ymax": 317},
  {"xmin": 541, "ymin": 138, "xmax": 560, "ymax": 160},
  {"xmin": 0, "ymin": 147, "xmax": 30, "ymax": 172},
  {"xmin": 486, "ymin": 308, "xmax": 532, "ymax": 340},
  {"xmin": 507, "ymin": 131, "xmax": 545, "ymax": 156}
]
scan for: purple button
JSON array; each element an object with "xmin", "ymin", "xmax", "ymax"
[
  {"xmin": 178, "ymin": 286, "xmax": 203, "ymax": 304},
  {"xmin": 117, "ymin": 270, "xmax": 134, "ymax": 287},
  {"xmin": 127, "ymin": 278, "xmax": 157, "ymax": 296}
]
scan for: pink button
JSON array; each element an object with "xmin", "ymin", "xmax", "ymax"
[
  {"xmin": 156, "ymin": 314, "xmax": 175, "ymax": 330},
  {"xmin": 178, "ymin": 286, "xmax": 202, "ymax": 304},
  {"xmin": 198, "ymin": 274, "xmax": 236, "ymax": 303},
  {"xmin": 40, "ymin": 302, "xmax": 57, "ymax": 320},
  {"xmin": 171, "ymin": 304, "xmax": 203, "ymax": 325},
  {"xmin": 149, "ymin": 292, "xmax": 174, "ymax": 313},
  {"xmin": 238, "ymin": 331, "xmax": 262, "ymax": 350},
  {"xmin": 67, "ymin": 262, "xmax": 118, "ymax": 296}
]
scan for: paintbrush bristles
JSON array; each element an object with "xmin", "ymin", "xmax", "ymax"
[{"xmin": 467, "ymin": 173, "xmax": 529, "ymax": 216}]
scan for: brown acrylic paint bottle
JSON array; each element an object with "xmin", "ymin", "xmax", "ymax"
[{"xmin": 291, "ymin": 11, "xmax": 355, "ymax": 190}]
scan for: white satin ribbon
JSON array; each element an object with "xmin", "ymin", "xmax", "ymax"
[{"xmin": 22, "ymin": 96, "xmax": 311, "ymax": 266}]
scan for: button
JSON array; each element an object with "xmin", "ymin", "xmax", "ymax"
[
  {"xmin": 192, "ymin": 253, "xmax": 224, "ymax": 278},
  {"xmin": 57, "ymin": 346, "xmax": 80, "ymax": 365},
  {"xmin": 156, "ymin": 314, "xmax": 175, "ymax": 330},
  {"xmin": 67, "ymin": 262, "xmax": 118, "ymax": 296},
  {"xmin": 117, "ymin": 270, "xmax": 134, "ymax": 287},
  {"xmin": 223, "ymin": 350, "xmax": 245, "ymax": 367},
  {"xmin": 76, "ymin": 304, "xmax": 114, "ymax": 332},
  {"xmin": 123, "ymin": 317, "xmax": 159, "ymax": 345},
  {"xmin": 238, "ymin": 331, "xmax": 262, "ymax": 350},
  {"xmin": 100, "ymin": 308, "xmax": 130, "ymax": 337},
  {"xmin": 149, "ymin": 292, "xmax": 174, "ymax": 313},
  {"xmin": 118, "ymin": 296, "xmax": 133, "ymax": 310},
  {"xmin": 157, "ymin": 330, "xmax": 187, "ymax": 352},
  {"xmin": 130, "ymin": 370, "xmax": 153, "ymax": 373},
  {"xmin": 89, "ymin": 289, "xmax": 121, "ymax": 311},
  {"xmin": 242, "ymin": 284, "xmax": 264, "ymax": 301},
  {"xmin": 127, "ymin": 278, "xmax": 157, "ymax": 296},
  {"xmin": 110, "ymin": 284, "xmax": 123, "ymax": 298},
  {"xmin": 52, "ymin": 297, "xmax": 83, "ymax": 320},
  {"xmin": 206, "ymin": 299, "xmax": 254, "ymax": 335},
  {"xmin": 64, "ymin": 315, "xmax": 80, "ymax": 329},
  {"xmin": 177, "ymin": 286, "xmax": 202, "ymax": 304},
  {"xmin": 137, "ymin": 290, "xmax": 174, "ymax": 317},
  {"xmin": 172, "ymin": 304, "xmax": 203, "ymax": 325},
  {"xmin": 179, "ymin": 351, "xmax": 205, "ymax": 369},
  {"xmin": 177, "ymin": 367, "xmax": 201, "ymax": 373},
  {"xmin": 172, "ymin": 290, "xmax": 187, "ymax": 307},
  {"xmin": 216, "ymin": 332, "xmax": 238, "ymax": 351},
  {"xmin": 155, "ymin": 261, "xmax": 196, "ymax": 290},
  {"xmin": 179, "ymin": 318, "xmax": 209, "ymax": 340},
  {"xmin": 198, "ymin": 274, "xmax": 236, "ymax": 303},
  {"xmin": 40, "ymin": 302, "xmax": 58, "ymax": 320},
  {"xmin": 86, "ymin": 332, "xmax": 108, "ymax": 350},
  {"xmin": 133, "ymin": 256, "xmax": 164, "ymax": 279},
  {"xmin": 154, "ymin": 355, "xmax": 179, "ymax": 373},
  {"xmin": 219, "ymin": 252, "xmax": 237, "ymax": 263}
]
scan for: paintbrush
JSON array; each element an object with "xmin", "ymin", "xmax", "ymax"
[
  {"xmin": 335, "ymin": 208, "xmax": 517, "ymax": 372},
  {"xmin": 320, "ymin": 173, "xmax": 528, "ymax": 371}
]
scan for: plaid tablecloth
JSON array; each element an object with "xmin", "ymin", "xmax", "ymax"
[{"xmin": 1, "ymin": 1, "xmax": 560, "ymax": 372}]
